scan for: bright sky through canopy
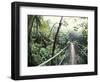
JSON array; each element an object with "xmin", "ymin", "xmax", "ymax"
[{"xmin": 43, "ymin": 16, "xmax": 88, "ymax": 35}]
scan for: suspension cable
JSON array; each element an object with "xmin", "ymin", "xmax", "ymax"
[
  {"xmin": 38, "ymin": 45, "xmax": 69, "ymax": 66},
  {"xmin": 59, "ymin": 55, "xmax": 66, "ymax": 65},
  {"xmin": 75, "ymin": 44, "xmax": 87, "ymax": 56},
  {"xmin": 74, "ymin": 41, "xmax": 87, "ymax": 49}
]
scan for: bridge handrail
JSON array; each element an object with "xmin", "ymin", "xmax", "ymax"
[
  {"xmin": 74, "ymin": 41, "xmax": 87, "ymax": 49},
  {"xmin": 38, "ymin": 45, "xmax": 69, "ymax": 66},
  {"xmin": 76, "ymin": 44, "xmax": 87, "ymax": 56}
]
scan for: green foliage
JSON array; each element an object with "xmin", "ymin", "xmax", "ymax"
[{"xmin": 28, "ymin": 15, "xmax": 88, "ymax": 66}]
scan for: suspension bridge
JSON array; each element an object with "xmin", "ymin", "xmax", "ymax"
[{"xmin": 38, "ymin": 41, "xmax": 87, "ymax": 66}]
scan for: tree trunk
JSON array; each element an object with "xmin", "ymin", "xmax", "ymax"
[
  {"xmin": 51, "ymin": 17, "xmax": 63, "ymax": 65},
  {"xmin": 28, "ymin": 16, "xmax": 34, "ymax": 66}
]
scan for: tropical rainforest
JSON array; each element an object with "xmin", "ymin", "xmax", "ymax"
[{"xmin": 28, "ymin": 15, "xmax": 88, "ymax": 66}]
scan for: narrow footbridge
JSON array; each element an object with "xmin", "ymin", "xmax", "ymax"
[{"xmin": 38, "ymin": 41, "xmax": 87, "ymax": 66}]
